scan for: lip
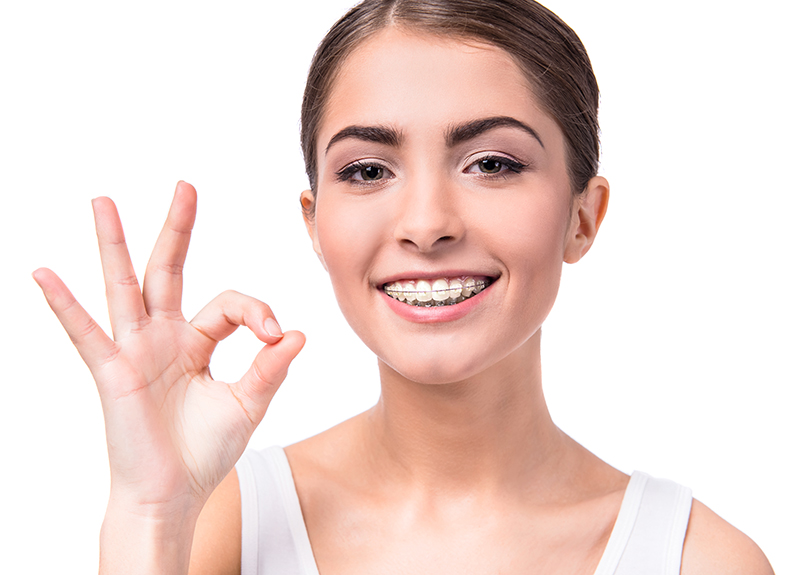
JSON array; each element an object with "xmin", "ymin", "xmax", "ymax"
[
  {"xmin": 379, "ymin": 277, "xmax": 495, "ymax": 324},
  {"xmin": 375, "ymin": 270, "xmax": 498, "ymax": 286}
]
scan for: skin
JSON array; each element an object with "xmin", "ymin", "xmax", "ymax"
[
  {"xmin": 34, "ymin": 187, "xmax": 305, "ymax": 574},
  {"xmin": 195, "ymin": 29, "xmax": 772, "ymax": 574},
  {"xmin": 35, "ymin": 27, "xmax": 772, "ymax": 575}
]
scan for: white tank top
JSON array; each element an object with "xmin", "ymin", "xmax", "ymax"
[{"xmin": 236, "ymin": 447, "xmax": 693, "ymax": 575}]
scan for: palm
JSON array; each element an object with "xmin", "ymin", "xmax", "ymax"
[
  {"xmin": 100, "ymin": 318, "xmax": 241, "ymax": 502},
  {"xmin": 34, "ymin": 182, "xmax": 304, "ymax": 511}
]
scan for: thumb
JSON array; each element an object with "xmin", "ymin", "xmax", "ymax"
[{"xmin": 235, "ymin": 330, "xmax": 306, "ymax": 417}]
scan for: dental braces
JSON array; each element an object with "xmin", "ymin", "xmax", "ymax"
[
  {"xmin": 406, "ymin": 299, "xmax": 463, "ymax": 307},
  {"xmin": 383, "ymin": 280, "xmax": 488, "ymax": 295}
]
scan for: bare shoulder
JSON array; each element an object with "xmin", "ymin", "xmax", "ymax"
[
  {"xmin": 188, "ymin": 469, "xmax": 242, "ymax": 575},
  {"xmin": 681, "ymin": 499, "xmax": 773, "ymax": 575}
]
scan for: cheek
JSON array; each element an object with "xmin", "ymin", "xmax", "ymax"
[
  {"xmin": 490, "ymin": 191, "xmax": 571, "ymax": 313},
  {"xmin": 314, "ymin": 193, "xmax": 388, "ymax": 291},
  {"xmin": 480, "ymin": 188, "xmax": 571, "ymax": 265}
]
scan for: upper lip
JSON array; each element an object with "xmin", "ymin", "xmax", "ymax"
[{"xmin": 375, "ymin": 270, "xmax": 500, "ymax": 287}]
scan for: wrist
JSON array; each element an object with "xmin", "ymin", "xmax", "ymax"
[
  {"xmin": 106, "ymin": 484, "xmax": 205, "ymax": 521},
  {"xmin": 99, "ymin": 500, "xmax": 203, "ymax": 575}
]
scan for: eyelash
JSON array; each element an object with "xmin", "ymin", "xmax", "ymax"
[
  {"xmin": 334, "ymin": 155, "xmax": 529, "ymax": 184},
  {"xmin": 335, "ymin": 161, "xmax": 391, "ymax": 184},
  {"xmin": 468, "ymin": 154, "xmax": 528, "ymax": 178}
]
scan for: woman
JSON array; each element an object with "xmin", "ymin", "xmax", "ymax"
[{"xmin": 33, "ymin": 1, "xmax": 773, "ymax": 573}]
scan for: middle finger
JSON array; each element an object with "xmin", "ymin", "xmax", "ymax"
[{"xmin": 93, "ymin": 196, "xmax": 149, "ymax": 338}]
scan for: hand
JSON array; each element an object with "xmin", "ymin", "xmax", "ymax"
[{"xmin": 33, "ymin": 182, "xmax": 305, "ymax": 517}]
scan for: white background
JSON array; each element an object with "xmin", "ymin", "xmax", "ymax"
[{"xmin": 1, "ymin": 0, "xmax": 797, "ymax": 572}]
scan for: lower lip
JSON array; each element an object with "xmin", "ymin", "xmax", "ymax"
[{"xmin": 380, "ymin": 284, "xmax": 492, "ymax": 323}]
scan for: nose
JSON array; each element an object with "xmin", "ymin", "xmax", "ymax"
[{"xmin": 393, "ymin": 175, "xmax": 465, "ymax": 253}]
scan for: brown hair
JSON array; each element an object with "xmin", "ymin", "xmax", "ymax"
[{"xmin": 300, "ymin": 0, "xmax": 599, "ymax": 202}]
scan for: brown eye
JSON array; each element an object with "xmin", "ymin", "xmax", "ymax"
[
  {"xmin": 478, "ymin": 158, "xmax": 502, "ymax": 174},
  {"xmin": 360, "ymin": 165, "xmax": 383, "ymax": 180},
  {"xmin": 466, "ymin": 155, "xmax": 527, "ymax": 177},
  {"xmin": 335, "ymin": 161, "xmax": 393, "ymax": 184}
]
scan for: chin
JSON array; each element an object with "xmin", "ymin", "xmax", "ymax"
[
  {"xmin": 383, "ymin": 363, "xmax": 481, "ymax": 386},
  {"xmin": 375, "ymin": 338, "xmax": 511, "ymax": 386}
]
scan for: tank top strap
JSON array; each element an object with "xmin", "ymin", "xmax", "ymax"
[
  {"xmin": 236, "ymin": 446, "xmax": 320, "ymax": 575},
  {"xmin": 593, "ymin": 471, "xmax": 693, "ymax": 575}
]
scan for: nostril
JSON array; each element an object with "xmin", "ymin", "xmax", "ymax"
[{"xmin": 394, "ymin": 205, "xmax": 465, "ymax": 252}]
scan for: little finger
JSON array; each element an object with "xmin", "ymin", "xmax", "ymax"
[{"xmin": 33, "ymin": 268, "xmax": 118, "ymax": 372}]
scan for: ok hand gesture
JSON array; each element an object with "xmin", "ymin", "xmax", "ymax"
[{"xmin": 34, "ymin": 182, "xmax": 304, "ymax": 518}]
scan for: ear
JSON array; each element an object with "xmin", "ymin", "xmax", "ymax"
[
  {"xmin": 300, "ymin": 190, "xmax": 327, "ymax": 271},
  {"xmin": 563, "ymin": 176, "xmax": 609, "ymax": 264}
]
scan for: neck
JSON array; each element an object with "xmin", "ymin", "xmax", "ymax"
[{"xmin": 362, "ymin": 330, "xmax": 569, "ymax": 492}]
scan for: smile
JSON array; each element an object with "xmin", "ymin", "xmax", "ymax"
[{"xmin": 383, "ymin": 276, "xmax": 493, "ymax": 307}]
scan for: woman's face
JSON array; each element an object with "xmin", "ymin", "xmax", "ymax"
[{"xmin": 303, "ymin": 28, "xmax": 606, "ymax": 384}]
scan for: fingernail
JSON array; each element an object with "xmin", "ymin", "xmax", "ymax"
[{"xmin": 264, "ymin": 318, "xmax": 283, "ymax": 338}]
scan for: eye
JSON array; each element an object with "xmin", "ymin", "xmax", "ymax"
[
  {"xmin": 336, "ymin": 161, "xmax": 393, "ymax": 184},
  {"xmin": 466, "ymin": 155, "xmax": 527, "ymax": 177},
  {"xmin": 358, "ymin": 165, "xmax": 384, "ymax": 181},
  {"xmin": 477, "ymin": 158, "xmax": 503, "ymax": 174}
]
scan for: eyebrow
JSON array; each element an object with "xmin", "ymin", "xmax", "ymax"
[
  {"xmin": 446, "ymin": 116, "xmax": 544, "ymax": 149},
  {"xmin": 325, "ymin": 125, "xmax": 403, "ymax": 155},
  {"xmin": 324, "ymin": 115, "xmax": 544, "ymax": 155}
]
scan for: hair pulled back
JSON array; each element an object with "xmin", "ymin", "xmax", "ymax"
[{"xmin": 301, "ymin": 0, "xmax": 600, "ymax": 198}]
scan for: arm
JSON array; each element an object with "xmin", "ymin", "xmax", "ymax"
[
  {"xmin": 99, "ymin": 469, "xmax": 242, "ymax": 575},
  {"xmin": 681, "ymin": 499, "xmax": 773, "ymax": 575},
  {"xmin": 188, "ymin": 470, "xmax": 242, "ymax": 575}
]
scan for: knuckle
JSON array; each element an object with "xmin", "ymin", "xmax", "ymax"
[
  {"xmin": 60, "ymin": 295, "xmax": 81, "ymax": 313},
  {"xmin": 111, "ymin": 274, "xmax": 139, "ymax": 288},
  {"xmin": 167, "ymin": 223, "xmax": 192, "ymax": 235},
  {"xmin": 71, "ymin": 316, "xmax": 99, "ymax": 342},
  {"xmin": 252, "ymin": 361, "xmax": 284, "ymax": 390},
  {"xmin": 128, "ymin": 314, "xmax": 152, "ymax": 333},
  {"xmin": 154, "ymin": 263, "xmax": 184, "ymax": 276},
  {"xmin": 219, "ymin": 289, "xmax": 242, "ymax": 301},
  {"xmin": 98, "ymin": 345, "xmax": 122, "ymax": 366},
  {"xmin": 248, "ymin": 299, "xmax": 272, "ymax": 318},
  {"xmin": 252, "ymin": 361, "xmax": 269, "ymax": 386},
  {"xmin": 147, "ymin": 307, "xmax": 184, "ymax": 321}
]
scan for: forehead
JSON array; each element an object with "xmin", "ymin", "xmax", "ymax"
[{"xmin": 319, "ymin": 27, "xmax": 556, "ymax": 146}]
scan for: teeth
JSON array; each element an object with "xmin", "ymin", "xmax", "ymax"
[
  {"xmin": 431, "ymin": 279, "xmax": 449, "ymax": 301},
  {"xmin": 447, "ymin": 279, "xmax": 463, "ymax": 300},
  {"xmin": 416, "ymin": 280, "xmax": 433, "ymax": 302},
  {"xmin": 462, "ymin": 277, "xmax": 476, "ymax": 297},
  {"xmin": 383, "ymin": 276, "xmax": 491, "ymax": 307}
]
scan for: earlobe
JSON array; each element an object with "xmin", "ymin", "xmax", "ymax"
[
  {"xmin": 299, "ymin": 190, "xmax": 327, "ymax": 271},
  {"xmin": 563, "ymin": 176, "xmax": 609, "ymax": 264}
]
